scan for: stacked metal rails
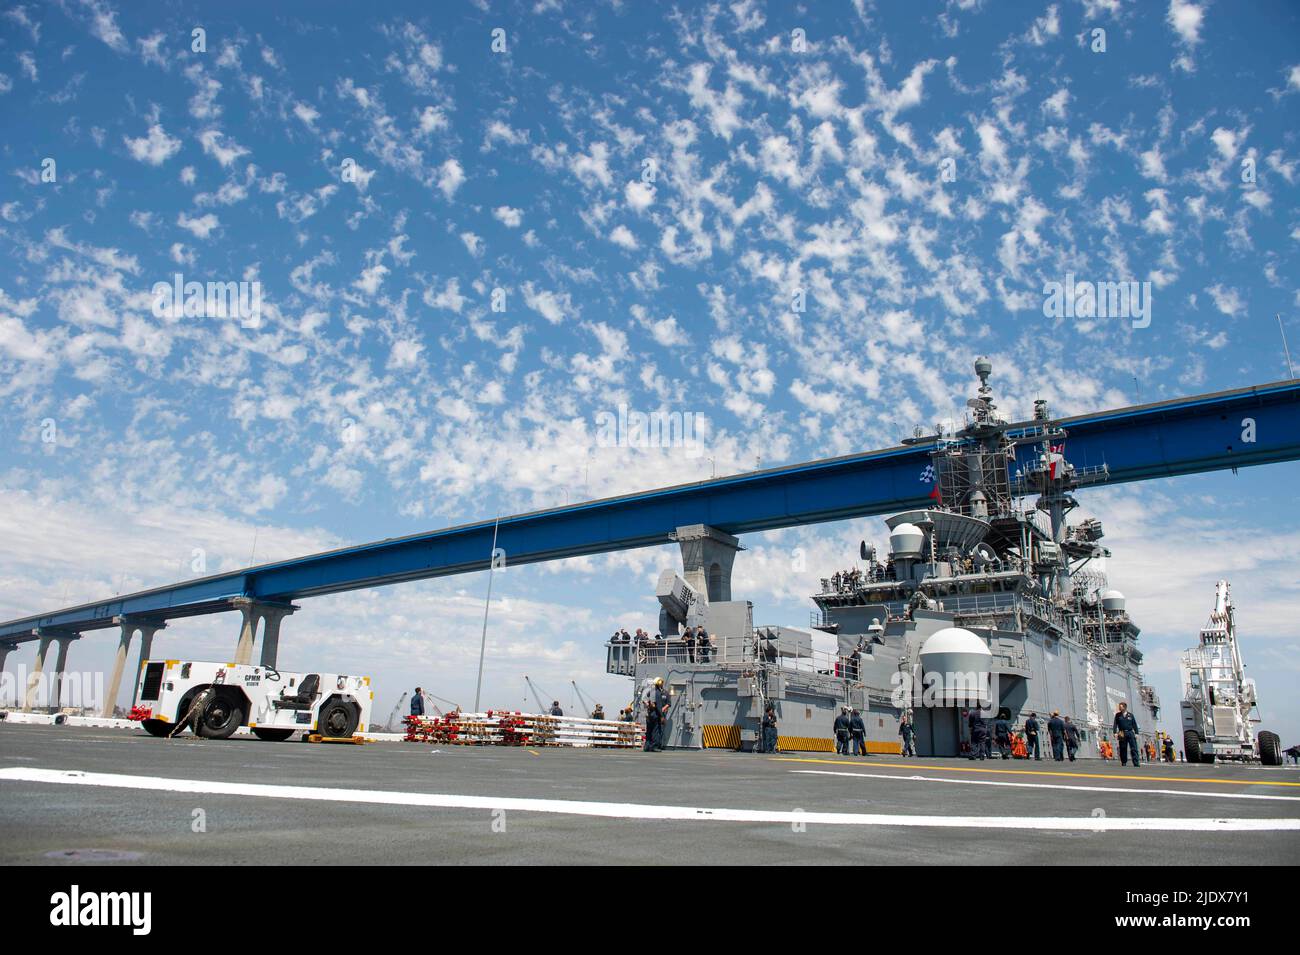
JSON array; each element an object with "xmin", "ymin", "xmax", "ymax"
[{"xmin": 403, "ymin": 711, "xmax": 641, "ymax": 748}]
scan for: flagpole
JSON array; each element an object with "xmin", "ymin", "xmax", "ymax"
[{"xmin": 473, "ymin": 512, "xmax": 501, "ymax": 713}]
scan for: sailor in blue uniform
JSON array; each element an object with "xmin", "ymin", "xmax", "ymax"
[
  {"xmin": 1048, "ymin": 711, "xmax": 1066, "ymax": 761},
  {"xmin": 967, "ymin": 709, "xmax": 988, "ymax": 760},
  {"xmin": 1113, "ymin": 701, "xmax": 1141, "ymax": 767}
]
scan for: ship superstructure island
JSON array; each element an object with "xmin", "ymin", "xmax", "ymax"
[{"xmin": 607, "ymin": 358, "xmax": 1161, "ymax": 757}]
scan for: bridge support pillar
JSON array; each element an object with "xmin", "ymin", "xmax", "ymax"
[
  {"xmin": 232, "ymin": 599, "xmax": 297, "ymax": 668},
  {"xmin": 102, "ymin": 620, "xmax": 138, "ymax": 718},
  {"xmin": 50, "ymin": 634, "xmax": 79, "ymax": 710},
  {"xmin": 24, "ymin": 634, "xmax": 53, "ymax": 710},
  {"xmin": 258, "ymin": 606, "xmax": 295, "ymax": 669},
  {"xmin": 129, "ymin": 623, "xmax": 165, "ymax": 707},
  {"xmin": 673, "ymin": 524, "xmax": 741, "ymax": 603},
  {"xmin": 234, "ymin": 601, "xmax": 258, "ymax": 665},
  {"xmin": 103, "ymin": 618, "xmax": 162, "ymax": 717},
  {"xmin": 0, "ymin": 641, "xmax": 16, "ymax": 707}
]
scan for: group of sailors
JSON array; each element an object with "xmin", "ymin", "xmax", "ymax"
[
  {"xmin": 965, "ymin": 709, "xmax": 1084, "ymax": 762},
  {"xmin": 823, "ymin": 553, "xmax": 1009, "ymax": 596},
  {"xmin": 831, "ymin": 706, "xmax": 869, "ymax": 755},
  {"xmin": 958, "ymin": 701, "xmax": 1153, "ymax": 766},
  {"xmin": 824, "ymin": 563, "xmax": 894, "ymax": 593},
  {"xmin": 610, "ymin": 625, "xmax": 713, "ymax": 662}
]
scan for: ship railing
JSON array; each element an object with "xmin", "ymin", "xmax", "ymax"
[
  {"xmin": 717, "ymin": 633, "xmax": 869, "ymax": 682},
  {"xmin": 812, "ymin": 602, "xmax": 909, "ymax": 631},
  {"xmin": 612, "ymin": 632, "xmax": 879, "ymax": 686},
  {"xmin": 817, "ymin": 567, "xmax": 897, "ymax": 596},
  {"xmin": 937, "ymin": 592, "xmax": 1018, "ymax": 617},
  {"xmin": 613, "ymin": 637, "xmax": 722, "ymax": 668}
]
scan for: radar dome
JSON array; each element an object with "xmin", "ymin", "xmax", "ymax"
[
  {"xmin": 1102, "ymin": 590, "xmax": 1126, "ymax": 612},
  {"xmin": 920, "ymin": 627, "xmax": 991, "ymax": 666},
  {"xmin": 889, "ymin": 522, "xmax": 925, "ymax": 558},
  {"xmin": 919, "ymin": 627, "xmax": 992, "ymax": 704}
]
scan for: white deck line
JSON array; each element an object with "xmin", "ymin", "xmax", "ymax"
[{"xmin": 2, "ymin": 767, "xmax": 1298, "ymax": 831}]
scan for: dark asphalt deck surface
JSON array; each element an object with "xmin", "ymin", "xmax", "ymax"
[{"xmin": 2, "ymin": 723, "xmax": 1298, "ymax": 865}]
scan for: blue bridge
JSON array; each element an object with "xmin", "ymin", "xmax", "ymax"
[{"xmin": 2, "ymin": 377, "xmax": 1298, "ymax": 714}]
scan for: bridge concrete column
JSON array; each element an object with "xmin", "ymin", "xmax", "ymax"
[
  {"xmin": 673, "ymin": 524, "xmax": 742, "ymax": 603},
  {"xmin": 129, "ymin": 623, "xmax": 165, "ymax": 706},
  {"xmin": 233, "ymin": 600, "xmax": 261, "ymax": 665},
  {"xmin": 24, "ymin": 633, "xmax": 54, "ymax": 710},
  {"xmin": 102, "ymin": 619, "xmax": 139, "ymax": 718},
  {"xmin": 0, "ymin": 641, "xmax": 16, "ymax": 707},
  {"xmin": 258, "ymin": 606, "xmax": 296, "ymax": 669},
  {"xmin": 50, "ymin": 634, "xmax": 79, "ymax": 710},
  {"xmin": 232, "ymin": 598, "xmax": 297, "ymax": 667}
]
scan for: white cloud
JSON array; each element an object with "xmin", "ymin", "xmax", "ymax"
[
  {"xmin": 1211, "ymin": 127, "xmax": 1241, "ymax": 161},
  {"xmin": 1041, "ymin": 88, "xmax": 1069, "ymax": 121},
  {"xmin": 625, "ymin": 180, "xmax": 655, "ymax": 212},
  {"xmin": 437, "ymin": 158, "xmax": 465, "ymax": 199},
  {"xmin": 1206, "ymin": 283, "xmax": 1244, "ymax": 317},
  {"xmin": 460, "ymin": 231, "xmax": 484, "ymax": 256},
  {"xmin": 293, "ymin": 102, "xmax": 320, "ymax": 127},
  {"xmin": 123, "ymin": 123, "xmax": 181, "ymax": 165},
  {"xmin": 353, "ymin": 262, "xmax": 389, "ymax": 297},
  {"xmin": 522, "ymin": 282, "xmax": 572, "ymax": 324},
  {"xmin": 81, "ymin": 0, "xmax": 129, "ymax": 52},
  {"xmin": 176, "ymin": 211, "xmax": 220, "ymax": 239},
  {"xmin": 570, "ymin": 142, "xmax": 613, "ymax": 189},
  {"xmin": 198, "ymin": 128, "xmax": 250, "ymax": 167},
  {"xmin": 608, "ymin": 224, "xmax": 638, "ymax": 249},
  {"xmin": 1167, "ymin": 0, "xmax": 1204, "ymax": 47},
  {"xmin": 418, "ymin": 106, "xmax": 448, "ymax": 136},
  {"xmin": 686, "ymin": 63, "xmax": 745, "ymax": 140},
  {"xmin": 493, "ymin": 206, "xmax": 523, "ymax": 227}
]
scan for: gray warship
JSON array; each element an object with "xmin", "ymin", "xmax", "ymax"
[{"xmin": 606, "ymin": 358, "xmax": 1161, "ymax": 757}]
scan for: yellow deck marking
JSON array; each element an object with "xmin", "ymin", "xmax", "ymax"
[
  {"xmin": 775, "ymin": 757, "xmax": 1300, "ymax": 787},
  {"xmin": 527, "ymin": 749, "xmax": 540, "ymax": 757}
]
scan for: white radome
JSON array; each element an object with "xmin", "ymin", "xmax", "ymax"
[
  {"xmin": 920, "ymin": 628, "xmax": 987, "ymax": 665},
  {"xmin": 919, "ymin": 627, "xmax": 992, "ymax": 675},
  {"xmin": 889, "ymin": 522, "xmax": 925, "ymax": 558},
  {"xmin": 1102, "ymin": 589, "xmax": 1126, "ymax": 612}
]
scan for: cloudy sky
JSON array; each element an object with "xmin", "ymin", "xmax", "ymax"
[{"xmin": 1, "ymin": 0, "xmax": 1297, "ymax": 740}]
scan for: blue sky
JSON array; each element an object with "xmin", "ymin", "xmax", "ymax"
[{"xmin": 1, "ymin": 0, "xmax": 1298, "ymax": 740}]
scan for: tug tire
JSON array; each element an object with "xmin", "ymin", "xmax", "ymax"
[
  {"xmin": 317, "ymin": 698, "xmax": 359, "ymax": 739},
  {"xmin": 1259, "ymin": 731, "xmax": 1282, "ymax": 766},
  {"xmin": 194, "ymin": 692, "xmax": 245, "ymax": 740}
]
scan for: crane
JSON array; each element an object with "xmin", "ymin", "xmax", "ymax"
[
  {"xmin": 572, "ymin": 681, "xmax": 599, "ymax": 718},
  {"xmin": 384, "ymin": 691, "xmax": 409, "ymax": 731},
  {"xmin": 524, "ymin": 676, "xmax": 555, "ymax": 715},
  {"xmin": 1180, "ymin": 580, "xmax": 1282, "ymax": 765}
]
